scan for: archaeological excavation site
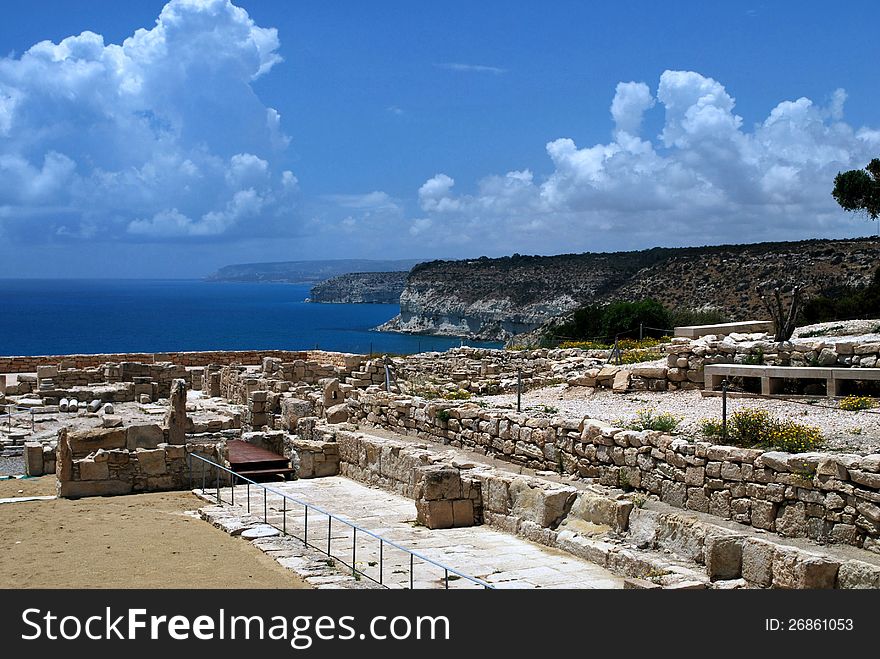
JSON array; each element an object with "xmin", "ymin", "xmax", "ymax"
[{"xmin": 2, "ymin": 322, "xmax": 880, "ymax": 590}]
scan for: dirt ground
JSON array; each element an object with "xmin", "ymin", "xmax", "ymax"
[{"xmin": 0, "ymin": 477, "xmax": 308, "ymax": 589}]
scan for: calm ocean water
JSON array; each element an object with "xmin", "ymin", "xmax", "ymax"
[{"xmin": 0, "ymin": 279, "xmax": 501, "ymax": 356}]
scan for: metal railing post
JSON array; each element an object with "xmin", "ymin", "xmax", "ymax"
[
  {"xmin": 188, "ymin": 453, "xmax": 192, "ymax": 490},
  {"xmin": 263, "ymin": 488, "xmax": 267, "ymax": 523},
  {"xmin": 327, "ymin": 516, "xmax": 332, "ymax": 555},
  {"xmin": 410, "ymin": 554, "xmax": 414, "ymax": 589},
  {"xmin": 352, "ymin": 528, "xmax": 357, "ymax": 576},
  {"xmin": 282, "ymin": 497, "xmax": 287, "ymax": 535},
  {"xmin": 516, "ymin": 369, "xmax": 522, "ymax": 412},
  {"xmin": 215, "ymin": 469, "xmax": 220, "ymax": 504},
  {"xmin": 304, "ymin": 505, "xmax": 309, "ymax": 545},
  {"xmin": 379, "ymin": 540, "xmax": 383, "ymax": 585},
  {"xmin": 247, "ymin": 482, "xmax": 250, "ymax": 513},
  {"xmin": 722, "ymin": 379, "xmax": 729, "ymax": 443}
]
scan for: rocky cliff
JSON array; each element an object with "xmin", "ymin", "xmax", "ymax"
[
  {"xmin": 377, "ymin": 238, "xmax": 880, "ymax": 342},
  {"xmin": 308, "ymin": 271, "xmax": 408, "ymax": 304},
  {"xmin": 206, "ymin": 258, "xmax": 421, "ymax": 284}
]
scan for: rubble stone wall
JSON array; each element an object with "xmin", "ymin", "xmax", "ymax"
[
  {"xmin": 347, "ymin": 391, "xmax": 880, "ymax": 553},
  {"xmin": 53, "ymin": 423, "xmax": 228, "ymax": 497},
  {"xmin": 0, "ymin": 349, "xmax": 356, "ymax": 373}
]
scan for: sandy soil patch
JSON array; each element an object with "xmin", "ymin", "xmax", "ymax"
[{"xmin": 0, "ymin": 485, "xmax": 308, "ymax": 589}]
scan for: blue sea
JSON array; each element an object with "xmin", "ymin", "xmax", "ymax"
[{"xmin": 0, "ymin": 279, "xmax": 502, "ymax": 356}]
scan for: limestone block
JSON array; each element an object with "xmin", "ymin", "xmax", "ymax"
[
  {"xmin": 836, "ymin": 560, "xmax": 880, "ymax": 589},
  {"xmin": 562, "ymin": 491, "xmax": 633, "ymax": 533},
  {"xmin": 101, "ymin": 415, "xmax": 123, "ymax": 428},
  {"xmin": 25, "ymin": 442, "xmax": 44, "ymax": 476},
  {"xmin": 704, "ymin": 534, "xmax": 744, "ymax": 581},
  {"xmin": 742, "ymin": 537, "xmax": 775, "ymax": 587},
  {"xmin": 280, "ymin": 397, "xmax": 314, "ymax": 430},
  {"xmin": 452, "ymin": 499, "xmax": 475, "ymax": 527},
  {"xmin": 415, "ymin": 499, "xmax": 454, "ymax": 529},
  {"xmin": 508, "ymin": 478, "xmax": 576, "ymax": 528},
  {"xmin": 612, "ymin": 370, "xmax": 631, "ymax": 393},
  {"xmin": 771, "ymin": 546, "xmax": 839, "ymax": 589},
  {"xmin": 750, "ymin": 499, "xmax": 777, "ymax": 531},
  {"xmin": 68, "ymin": 428, "xmax": 127, "ymax": 457},
  {"xmin": 776, "ymin": 501, "xmax": 808, "ymax": 536},
  {"xmin": 78, "ymin": 457, "xmax": 110, "ymax": 481},
  {"xmin": 415, "ymin": 465, "xmax": 462, "ymax": 501},
  {"xmin": 660, "ymin": 480, "xmax": 687, "ymax": 508},
  {"xmin": 37, "ymin": 365, "xmax": 58, "ymax": 379},
  {"xmin": 126, "ymin": 424, "xmax": 164, "ymax": 450},
  {"xmin": 325, "ymin": 403, "xmax": 349, "ymax": 424},
  {"xmin": 136, "ymin": 448, "xmax": 167, "ymax": 476},
  {"xmin": 630, "ymin": 366, "xmax": 667, "ymax": 379},
  {"xmin": 58, "ymin": 480, "xmax": 132, "ymax": 498}
]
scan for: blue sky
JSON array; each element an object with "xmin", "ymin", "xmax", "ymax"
[{"xmin": 0, "ymin": 0, "xmax": 878, "ymax": 277}]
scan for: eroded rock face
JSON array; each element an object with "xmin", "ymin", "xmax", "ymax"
[
  {"xmin": 376, "ymin": 238, "xmax": 880, "ymax": 343},
  {"xmin": 309, "ymin": 271, "xmax": 408, "ymax": 304}
]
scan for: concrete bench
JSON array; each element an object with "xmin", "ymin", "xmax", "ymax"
[
  {"xmin": 674, "ymin": 321, "xmax": 774, "ymax": 339},
  {"xmin": 704, "ymin": 363, "xmax": 880, "ymax": 397}
]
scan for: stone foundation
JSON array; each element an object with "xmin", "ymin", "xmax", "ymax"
[{"xmin": 346, "ymin": 390, "xmax": 880, "ymax": 552}]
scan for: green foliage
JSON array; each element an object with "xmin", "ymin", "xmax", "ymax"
[
  {"xmin": 552, "ymin": 299, "xmax": 671, "ymax": 343},
  {"xmin": 742, "ymin": 347, "xmax": 764, "ymax": 366},
  {"xmin": 441, "ymin": 390, "xmax": 471, "ymax": 400},
  {"xmin": 601, "ymin": 299, "xmax": 672, "ymax": 340},
  {"xmin": 700, "ymin": 417, "xmax": 725, "ymax": 437},
  {"xmin": 801, "ymin": 266, "xmax": 880, "ymax": 324},
  {"xmin": 832, "ymin": 158, "xmax": 880, "ymax": 220},
  {"xmin": 839, "ymin": 395, "xmax": 876, "ymax": 411},
  {"xmin": 620, "ymin": 348, "xmax": 663, "ymax": 364},
  {"xmin": 627, "ymin": 407, "xmax": 681, "ymax": 433},
  {"xmin": 434, "ymin": 409, "xmax": 451, "ymax": 422},
  {"xmin": 559, "ymin": 336, "xmax": 669, "ymax": 350},
  {"xmin": 701, "ymin": 407, "xmax": 824, "ymax": 452},
  {"xmin": 668, "ymin": 307, "xmax": 731, "ymax": 327}
]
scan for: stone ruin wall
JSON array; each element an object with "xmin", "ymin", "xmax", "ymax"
[
  {"xmin": 0, "ymin": 349, "xmax": 351, "ymax": 374},
  {"xmin": 253, "ymin": 425, "xmax": 880, "ymax": 588},
  {"xmin": 346, "ymin": 390, "xmax": 880, "ymax": 553}
]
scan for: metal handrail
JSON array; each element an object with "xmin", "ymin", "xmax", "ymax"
[
  {"xmin": 187, "ymin": 452, "xmax": 494, "ymax": 590},
  {"xmin": 2, "ymin": 405, "xmax": 35, "ymax": 433}
]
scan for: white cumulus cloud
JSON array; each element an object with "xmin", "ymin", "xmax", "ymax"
[
  {"xmin": 0, "ymin": 0, "xmax": 296, "ymax": 242},
  {"xmin": 404, "ymin": 69, "xmax": 878, "ymax": 254}
]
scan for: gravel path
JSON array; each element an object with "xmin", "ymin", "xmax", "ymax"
[
  {"xmin": 0, "ymin": 456, "xmax": 25, "ymax": 477},
  {"xmin": 483, "ymin": 385, "xmax": 880, "ymax": 455}
]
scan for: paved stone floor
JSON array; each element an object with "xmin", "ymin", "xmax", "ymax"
[{"xmin": 218, "ymin": 476, "xmax": 624, "ymax": 589}]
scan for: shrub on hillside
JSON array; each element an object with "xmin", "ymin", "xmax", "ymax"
[
  {"xmin": 801, "ymin": 266, "xmax": 880, "ymax": 324},
  {"xmin": 552, "ymin": 299, "xmax": 671, "ymax": 343}
]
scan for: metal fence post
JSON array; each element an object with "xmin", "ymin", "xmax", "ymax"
[
  {"xmin": 379, "ymin": 540, "xmax": 383, "ymax": 585},
  {"xmin": 516, "ymin": 369, "xmax": 522, "ymax": 412},
  {"xmin": 327, "ymin": 516, "xmax": 332, "ymax": 555},
  {"xmin": 263, "ymin": 488, "xmax": 267, "ymax": 523},
  {"xmin": 352, "ymin": 528, "xmax": 357, "ymax": 576},
  {"xmin": 722, "ymin": 379, "xmax": 729, "ymax": 443},
  {"xmin": 304, "ymin": 505, "xmax": 309, "ymax": 545},
  {"xmin": 283, "ymin": 497, "xmax": 287, "ymax": 535}
]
